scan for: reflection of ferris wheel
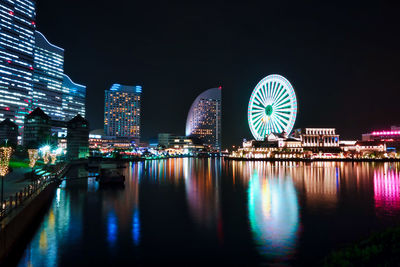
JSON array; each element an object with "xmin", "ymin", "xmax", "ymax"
[{"xmin": 248, "ymin": 74, "xmax": 297, "ymax": 141}]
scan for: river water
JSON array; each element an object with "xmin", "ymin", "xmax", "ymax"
[{"xmin": 15, "ymin": 159, "xmax": 400, "ymax": 266}]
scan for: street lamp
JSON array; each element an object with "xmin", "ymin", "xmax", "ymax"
[
  {"xmin": 0, "ymin": 147, "xmax": 13, "ymax": 205},
  {"xmin": 50, "ymin": 147, "xmax": 63, "ymax": 165},
  {"xmin": 40, "ymin": 145, "xmax": 50, "ymax": 164}
]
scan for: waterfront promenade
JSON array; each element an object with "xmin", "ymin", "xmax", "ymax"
[{"xmin": 2, "ymin": 168, "xmax": 32, "ymax": 200}]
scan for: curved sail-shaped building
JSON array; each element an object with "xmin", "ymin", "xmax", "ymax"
[
  {"xmin": 186, "ymin": 88, "xmax": 221, "ymax": 150},
  {"xmin": 62, "ymin": 74, "xmax": 86, "ymax": 121},
  {"xmin": 32, "ymin": 31, "xmax": 64, "ymax": 120}
]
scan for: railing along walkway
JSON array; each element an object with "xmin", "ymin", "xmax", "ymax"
[{"xmin": 0, "ymin": 163, "xmax": 69, "ymax": 222}]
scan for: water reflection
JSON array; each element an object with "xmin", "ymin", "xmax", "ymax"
[
  {"xmin": 15, "ymin": 160, "xmax": 400, "ymax": 266},
  {"xmin": 184, "ymin": 159, "xmax": 222, "ymax": 231},
  {"xmin": 18, "ymin": 187, "xmax": 76, "ymax": 267},
  {"xmin": 374, "ymin": 164, "xmax": 400, "ymax": 217},
  {"xmin": 248, "ymin": 167, "xmax": 299, "ymax": 260},
  {"xmin": 107, "ymin": 211, "xmax": 118, "ymax": 246}
]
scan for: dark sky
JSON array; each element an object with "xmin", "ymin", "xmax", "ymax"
[{"xmin": 36, "ymin": 0, "xmax": 400, "ymax": 148}]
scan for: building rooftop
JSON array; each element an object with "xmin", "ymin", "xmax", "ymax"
[
  {"xmin": 26, "ymin": 107, "xmax": 51, "ymax": 120},
  {"xmin": 68, "ymin": 114, "xmax": 88, "ymax": 124},
  {"xmin": 0, "ymin": 118, "xmax": 17, "ymax": 127},
  {"xmin": 107, "ymin": 84, "xmax": 142, "ymax": 94}
]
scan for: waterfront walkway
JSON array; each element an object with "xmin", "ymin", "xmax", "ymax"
[{"xmin": 2, "ymin": 167, "xmax": 31, "ymax": 199}]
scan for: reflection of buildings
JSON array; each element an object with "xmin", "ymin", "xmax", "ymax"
[
  {"xmin": 21, "ymin": 187, "xmax": 80, "ymax": 266},
  {"xmin": 186, "ymin": 88, "xmax": 221, "ymax": 151},
  {"xmin": 295, "ymin": 163, "xmax": 340, "ymax": 208},
  {"xmin": 374, "ymin": 167, "xmax": 400, "ymax": 216},
  {"xmin": 184, "ymin": 158, "xmax": 221, "ymax": 230},
  {"xmin": 248, "ymin": 170, "xmax": 299, "ymax": 259},
  {"xmin": 104, "ymin": 162, "xmax": 141, "ymax": 247}
]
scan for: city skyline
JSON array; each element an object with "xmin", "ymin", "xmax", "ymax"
[
  {"xmin": 31, "ymin": 1, "xmax": 400, "ymax": 147},
  {"xmin": 1, "ymin": 2, "xmax": 400, "ymax": 266}
]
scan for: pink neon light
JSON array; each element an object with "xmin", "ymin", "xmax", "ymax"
[{"xmin": 372, "ymin": 131, "xmax": 400, "ymax": 136}]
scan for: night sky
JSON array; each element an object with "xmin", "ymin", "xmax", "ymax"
[{"xmin": 36, "ymin": 1, "xmax": 400, "ymax": 148}]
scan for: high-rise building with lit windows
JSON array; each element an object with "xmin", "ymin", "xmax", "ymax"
[
  {"xmin": 104, "ymin": 84, "xmax": 141, "ymax": 141},
  {"xmin": 0, "ymin": 0, "xmax": 36, "ymax": 129},
  {"xmin": 32, "ymin": 31, "xmax": 64, "ymax": 120},
  {"xmin": 62, "ymin": 74, "xmax": 86, "ymax": 121},
  {"xmin": 186, "ymin": 87, "xmax": 221, "ymax": 150}
]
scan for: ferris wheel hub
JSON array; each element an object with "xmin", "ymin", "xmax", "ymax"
[{"xmin": 265, "ymin": 105, "xmax": 273, "ymax": 116}]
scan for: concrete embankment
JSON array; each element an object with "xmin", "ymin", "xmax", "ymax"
[
  {"xmin": 0, "ymin": 163, "xmax": 71, "ymax": 264},
  {"xmin": 0, "ymin": 181, "xmax": 59, "ymax": 263}
]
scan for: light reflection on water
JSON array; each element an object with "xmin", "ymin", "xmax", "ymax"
[
  {"xmin": 248, "ymin": 170, "xmax": 299, "ymax": 259},
  {"xmin": 16, "ymin": 159, "xmax": 400, "ymax": 266},
  {"xmin": 374, "ymin": 167, "xmax": 400, "ymax": 217}
]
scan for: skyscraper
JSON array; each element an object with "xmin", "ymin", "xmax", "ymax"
[
  {"xmin": 32, "ymin": 31, "xmax": 64, "ymax": 120},
  {"xmin": 186, "ymin": 87, "xmax": 221, "ymax": 150},
  {"xmin": 62, "ymin": 74, "xmax": 86, "ymax": 121},
  {"xmin": 104, "ymin": 84, "xmax": 141, "ymax": 141},
  {"xmin": 0, "ymin": 1, "xmax": 36, "ymax": 128}
]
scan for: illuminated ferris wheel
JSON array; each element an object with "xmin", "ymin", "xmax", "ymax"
[{"xmin": 248, "ymin": 74, "xmax": 297, "ymax": 141}]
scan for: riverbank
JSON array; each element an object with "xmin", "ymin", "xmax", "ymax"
[
  {"xmin": 323, "ymin": 226, "xmax": 400, "ymax": 266},
  {"xmin": 0, "ymin": 163, "xmax": 69, "ymax": 264}
]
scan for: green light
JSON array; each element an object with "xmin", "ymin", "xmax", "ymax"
[{"xmin": 265, "ymin": 105, "xmax": 273, "ymax": 116}]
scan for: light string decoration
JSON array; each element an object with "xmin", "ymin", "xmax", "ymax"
[
  {"xmin": 28, "ymin": 149, "xmax": 39, "ymax": 168},
  {"xmin": 0, "ymin": 147, "xmax": 13, "ymax": 176}
]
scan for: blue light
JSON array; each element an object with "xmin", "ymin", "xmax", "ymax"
[
  {"xmin": 107, "ymin": 211, "xmax": 118, "ymax": 246},
  {"xmin": 132, "ymin": 209, "xmax": 140, "ymax": 246},
  {"xmin": 110, "ymin": 84, "xmax": 121, "ymax": 91},
  {"xmin": 135, "ymin": 86, "xmax": 142, "ymax": 93}
]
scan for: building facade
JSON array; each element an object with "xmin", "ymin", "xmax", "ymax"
[
  {"xmin": 0, "ymin": 118, "xmax": 19, "ymax": 146},
  {"xmin": 62, "ymin": 74, "xmax": 86, "ymax": 120},
  {"xmin": 32, "ymin": 31, "xmax": 64, "ymax": 120},
  {"xmin": 104, "ymin": 84, "xmax": 141, "ymax": 141},
  {"xmin": 23, "ymin": 107, "xmax": 52, "ymax": 148},
  {"xmin": 362, "ymin": 127, "xmax": 400, "ymax": 152},
  {"xmin": 0, "ymin": 1, "xmax": 36, "ymax": 128},
  {"xmin": 186, "ymin": 87, "xmax": 221, "ymax": 150},
  {"xmin": 67, "ymin": 114, "xmax": 89, "ymax": 160},
  {"xmin": 294, "ymin": 128, "xmax": 340, "ymax": 152},
  {"xmin": 158, "ymin": 133, "xmax": 172, "ymax": 148}
]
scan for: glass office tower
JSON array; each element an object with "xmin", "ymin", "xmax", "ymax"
[
  {"xmin": 32, "ymin": 31, "xmax": 64, "ymax": 120},
  {"xmin": 186, "ymin": 87, "xmax": 222, "ymax": 150},
  {"xmin": 104, "ymin": 84, "xmax": 141, "ymax": 141},
  {"xmin": 0, "ymin": 0, "xmax": 36, "ymax": 128},
  {"xmin": 62, "ymin": 74, "xmax": 86, "ymax": 121}
]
